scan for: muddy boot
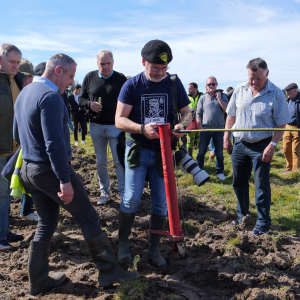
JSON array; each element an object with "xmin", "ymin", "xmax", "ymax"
[
  {"xmin": 118, "ymin": 211, "xmax": 135, "ymax": 263},
  {"xmin": 188, "ymin": 148, "xmax": 193, "ymax": 157},
  {"xmin": 28, "ymin": 241, "xmax": 66, "ymax": 295},
  {"xmin": 148, "ymin": 213, "xmax": 167, "ymax": 267},
  {"xmin": 86, "ymin": 231, "xmax": 139, "ymax": 287}
]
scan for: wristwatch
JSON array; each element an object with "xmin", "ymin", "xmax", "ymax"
[{"xmin": 270, "ymin": 141, "xmax": 277, "ymax": 147}]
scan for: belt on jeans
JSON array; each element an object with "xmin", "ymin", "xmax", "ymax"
[{"xmin": 238, "ymin": 136, "xmax": 272, "ymax": 144}]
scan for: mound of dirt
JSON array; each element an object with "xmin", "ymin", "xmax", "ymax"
[{"xmin": 0, "ymin": 147, "xmax": 300, "ymax": 299}]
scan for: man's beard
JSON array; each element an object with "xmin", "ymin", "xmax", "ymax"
[{"xmin": 145, "ymin": 70, "xmax": 164, "ymax": 83}]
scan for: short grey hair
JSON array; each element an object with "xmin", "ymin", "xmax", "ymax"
[
  {"xmin": 247, "ymin": 58, "xmax": 268, "ymax": 73},
  {"xmin": 0, "ymin": 44, "xmax": 22, "ymax": 59},
  {"xmin": 96, "ymin": 49, "xmax": 114, "ymax": 61},
  {"xmin": 45, "ymin": 53, "xmax": 77, "ymax": 74},
  {"xmin": 206, "ymin": 76, "xmax": 218, "ymax": 83}
]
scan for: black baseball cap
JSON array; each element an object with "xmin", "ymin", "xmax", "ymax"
[
  {"xmin": 284, "ymin": 83, "xmax": 298, "ymax": 91},
  {"xmin": 141, "ymin": 39, "xmax": 173, "ymax": 65},
  {"xmin": 34, "ymin": 62, "xmax": 46, "ymax": 76}
]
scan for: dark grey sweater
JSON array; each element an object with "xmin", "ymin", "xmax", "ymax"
[{"xmin": 13, "ymin": 81, "xmax": 71, "ymax": 183}]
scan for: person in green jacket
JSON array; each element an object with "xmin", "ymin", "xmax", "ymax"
[
  {"xmin": 187, "ymin": 82, "xmax": 202, "ymax": 157},
  {"xmin": 0, "ymin": 43, "xmax": 25, "ymax": 250}
]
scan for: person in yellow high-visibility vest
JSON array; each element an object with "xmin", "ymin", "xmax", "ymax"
[{"xmin": 187, "ymin": 82, "xmax": 202, "ymax": 157}]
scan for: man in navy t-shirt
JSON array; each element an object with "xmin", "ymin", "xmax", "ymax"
[{"xmin": 115, "ymin": 39, "xmax": 191, "ymax": 268}]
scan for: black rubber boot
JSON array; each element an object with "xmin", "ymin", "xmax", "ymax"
[
  {"xmin": 118, "ymin": 211, "xmax": 135, "ymax": 263},
  {"xmin": 148, "ymin": 213, "xmax": 167, "ymax": 267},
  {"xmin": 86, "ymin": 231, "xmax": 139, "ymax": 287},
  {"xmin": 188, "ymin": 148, "xmax": 193, "ymax": 158},
  {"xmin": 28, "ymin": 241, "xmax": 66, "ymax": 296}
]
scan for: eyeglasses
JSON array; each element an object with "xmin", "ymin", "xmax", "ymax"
[
  {"xmin": 147, "ymin": 62, "xmax": 169, "ymax": 73},
  {"xmin": 207, "ymin": 83, "xmax": 216, "ymax": 87}
]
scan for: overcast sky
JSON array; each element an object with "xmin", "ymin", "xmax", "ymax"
[{"xmin": 1, "ymin": 0, "xmax": 300, "ymax": 92}]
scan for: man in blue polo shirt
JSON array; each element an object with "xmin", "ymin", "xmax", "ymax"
[{"xmin": 115, "ymin": 39, "xmax": 191, "ymax": 268}]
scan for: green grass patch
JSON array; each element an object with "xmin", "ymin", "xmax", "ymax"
[
  {"xmin": 177, "ymin": 141, "xmax": 300, "ymax": 235},
  {"xmin": 181, "ymin": 219, "xmax": 197, "ymax": 233},
  {"xmin": 227, "ymin": 236, "xmax": 241, "ymax": 247},
  {"xmin": 114, "ymin": 279, "xmax": 148, "ymax": 300}
]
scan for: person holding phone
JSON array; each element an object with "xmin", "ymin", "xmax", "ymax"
[{"xmin": 196, "ymin": 76, "xmax": 228, "ymax": 180}]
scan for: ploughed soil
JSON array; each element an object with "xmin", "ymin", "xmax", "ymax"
[{"xmin": 1, "ymin": 145, "xmax": 300, "ymax": 300}]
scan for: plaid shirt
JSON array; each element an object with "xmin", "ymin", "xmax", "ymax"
[{"xmin": 226, "ymin": 79, "xmax": 291, "ymax": 143}]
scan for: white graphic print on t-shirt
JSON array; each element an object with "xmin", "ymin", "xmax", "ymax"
[{"xmin": 141, "ymin": 93, "xmax": 168, "ymax": 125}]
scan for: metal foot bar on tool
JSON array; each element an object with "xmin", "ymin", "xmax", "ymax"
[{"xmin": 145, "ymin": 123, "xmax": 185, "ymax": 256}]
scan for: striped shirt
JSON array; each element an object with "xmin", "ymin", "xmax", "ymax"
[{"xmin": 226, "ymin": 79, "xmax": 290, "ymax": 143}]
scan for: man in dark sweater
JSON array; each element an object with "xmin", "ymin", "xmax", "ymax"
[
  {"xmin": 79, "ymin": 50, "xmax": 127, "ymax": 205},
  {"xmin": 14, "ymin": 53, "xmax": 138, "ymax": 295}
]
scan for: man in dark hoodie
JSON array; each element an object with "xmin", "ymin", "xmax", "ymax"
[{"xmin": 0, "ymin": 43, "xmax": 25, "ymax": 250}]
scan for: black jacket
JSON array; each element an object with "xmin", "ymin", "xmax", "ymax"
[
  {"xmin": 0, "ymin": 71, "xmax": 25, "ymax": 154},
  {"xmin": 61, "ymin": 92, "xmax": 70, "ymax": 117},
  {"xmin": 288, "ymin": 92, "xmax": 300, "ymax": 136},
  {"xmin": 79, "ymin": 70, "xmax": 127, "ymax": 125},
  {"xmin": 68, "ymin": 94, "xmax": 86, "ymax": 116}
]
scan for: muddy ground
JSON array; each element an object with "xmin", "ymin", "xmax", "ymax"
[{"xmin": 1, "ymin": 146, "xmax": 300, "ymax": 300}]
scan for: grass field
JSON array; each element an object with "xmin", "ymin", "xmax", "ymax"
[
  {"xmin": 180, "ymin": 142, "xmax": 300, "ymax": 236},
  {"xmin": 72, "ymin": 126, "xmax": 300, "ymax": 236}
]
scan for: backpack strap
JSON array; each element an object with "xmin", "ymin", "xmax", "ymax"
[{"xmin": 170, "ymin": 74, "xmax": 178, "ymax": 126}]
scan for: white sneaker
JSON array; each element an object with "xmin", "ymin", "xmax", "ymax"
[
  {"xmin": 97, "ymin": 192, "xmax": 110, "ymax": 205},
  {"xmin": 217, "ymin": 173, "xmax": 226, "ymax": 180},
  {"xmin": 81, "ymin": 141, "xmax": 86, "ymax": 145},
  {"xmin": 75, "ymin": 141, "xmax": 79, "ymax": 146},
  {"xmin": 24, "ymin": 213, "xmax": 38, "ymax": 221},
  {"xmin": 0, "ymin": 240, "xmax": 12, "ymax": 250}
]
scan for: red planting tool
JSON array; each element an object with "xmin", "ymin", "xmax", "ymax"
[{"xmin": 146, "ymin": 124, "xmax": 185, "ymax": 256}]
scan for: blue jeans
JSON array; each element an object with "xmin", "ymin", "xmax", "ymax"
[
  {"xmin": 231, "ymin": 138, "xmax": 272, "ymax": 229},
  {"xmin": 196, "ymin": 132, "xmax": 224, "ymax": 174},
  {"xmin": 209, "ymin": 133, "xmax": 233, "ymax": 154},
  {"xmin": 120, "ymin": 146, "xmax": 167, "ymax": 216},
  {"xmin": 68, "ymin": 116, "xmax": 74, "ymax": 131},
  {"xmin": 90, "ymin": 123, "xmax": 125, "ymax": 194},
  {"xmin": 20, "ymin": 193, "xmax": 34, "ymax": 216},
  {"xmin": 20, "ymin": 161, "xmax": 102, "ymax": 242},
  {"xmin": 209, "ymin": 138, "xmax": 215, "ymax": 153},
  {"xmin": 0, "ymin": 156, "xmax": 12, "ymax": 240}
]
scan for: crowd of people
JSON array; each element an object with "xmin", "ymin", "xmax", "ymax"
[{"xmin": 0, "ymin": 39, "xmax": 299, "ymax": 294}]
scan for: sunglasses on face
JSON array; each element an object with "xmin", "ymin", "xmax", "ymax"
[{"xmin": 207, "ymin": 83, "xmax": 216, "ymax": 87}]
